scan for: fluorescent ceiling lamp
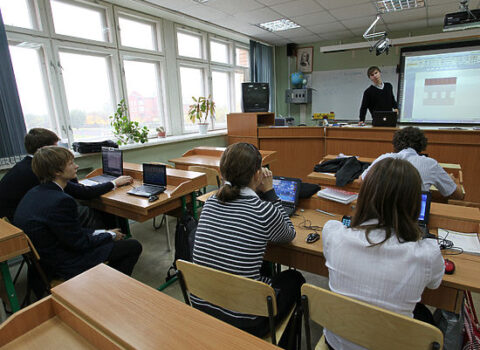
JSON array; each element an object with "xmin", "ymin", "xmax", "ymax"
[
  {"xmin": 192, "ymin": 0, "xmax": 209, "ymax": 3},
  {"xmin": 376, "ymin": 0, "xmax": 425, "ymax": 13},
  {"xmin": 258, "ymin": 19, "xmax": 300, "ymax": 32}
]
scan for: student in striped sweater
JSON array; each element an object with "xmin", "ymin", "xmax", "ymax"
[{"xmin": 192, "ymin": 142, "xmax": 305, "ymax": 337}]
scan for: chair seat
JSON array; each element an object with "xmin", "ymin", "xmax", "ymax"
[{"xmin": 316, "ymin": 335, "xmax": 327, "ymax": 350}]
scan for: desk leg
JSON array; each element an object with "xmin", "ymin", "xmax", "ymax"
[
  {"xmin": 0, "ymin": 261, "xmax": 20, "ymax": 313},
  {"xmin": 191, "ymin": 192, "xmax": 198, "ymax": 220}
]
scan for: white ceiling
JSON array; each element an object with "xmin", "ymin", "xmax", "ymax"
[{"xmin": 143, "ymin": 0, "xmax": 480, "ymax": 45}]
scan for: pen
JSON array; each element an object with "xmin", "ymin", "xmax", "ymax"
[{"xmin": 315, "ymin": 209, "xmax": 336, "ymax": 217}]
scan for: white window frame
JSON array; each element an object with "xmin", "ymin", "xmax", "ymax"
[
  {"xmin": 209, "ymin": 67, "xmax": 232, "ymax": 130},
  {"xmin": 115, "ymin": 8, "xmax": 163, "ymax": 55},
  {"xmin": 175, "ymin": 25, "xmax": 207, "ymax": 63},
  {"xmin": 208, "ymin": 35, "xmax": 233, "ymax": 67},
  {"xmin": 119, "ymin": 51, "xmax": 169, "ymax": 136},
  {"xmin": 234, "ymin": 43, "xmax": 250, "ymax": 69},
  {"xmin": 1, "ymin": 0, "xmax": 48, "ymax": 36}
]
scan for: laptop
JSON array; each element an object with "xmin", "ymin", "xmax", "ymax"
[
  {"xmin": 372, "ymin": 111, "xmax": 397, "ymax": 127},
  {"xmin": 89, "ymin": 147, "xmax": 123, "ymax": 183},
  {"xmin": 127, "ymin": 163, "xmax": 167, "ymax": 197},
  {"xmin": 272, "ymin": 176, "xmax": 302, "ymax": 217},
  {"xmin": 419, "ymin": 191, "xmax": 434, "ymax": 238}
]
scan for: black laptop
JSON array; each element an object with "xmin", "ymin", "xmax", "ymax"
[
  {"xmin": 127, "ymin": 163, "xmax": 166, "ymax": 197},
  {"xmin": 272, "ymin": 176, "xmax": 302, "ymax": 216},
  {"xmin": 89, "ymin": 147, "xmax": 123, "ymax": 183},
  {"xmin": 419, "ymin": 191, "xmax": 433, "ymax": 238},
  {"xmin": 372, "ymin": 111, "xmax": 397, "ymax": 127}
]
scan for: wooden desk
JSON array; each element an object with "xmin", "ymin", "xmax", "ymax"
[
  {"xmin": 0, "ymin": 264, "xmax": 279, "ymax": 349},
  {"xmin": 85, "ymin": 163, "xmax": 207, "ymax": 222},
  {"xmin": 0, "ymin": 220, "xmax": 32, "ymax": 313},
  {"xmin": 168, "ymin": 146, "xmax": 277, "ymax": 172}
]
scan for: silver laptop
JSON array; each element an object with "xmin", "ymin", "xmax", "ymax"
[
  {"xmin": 128, "ymin": 163, "xmax": 167, "ymax": 197},
  {"xmin": 272, "ymin": 176, "xmax": 302, "ymax": 216},
  {"xmin": 89, "ymin": 147, "xmax": 123, "ymax": 183}
]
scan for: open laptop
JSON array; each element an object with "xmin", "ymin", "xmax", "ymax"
[
  {"xmin": 272, "ymin": 176, "xmax": 302, "ymax": 217},
  {"xmin": 127, "ymin": 163, "xmax": 167, "ymax": 197},
  {"xmin": 89, "ymin": 147, "xmax": 123, "ymax": 183},
  {"xmin": 372, "ymin": 111, "xmax": 397, "ymax": 127},
  {"xmin": 419, "ymin": 191, "xmax": 434, "ymax": 238}
]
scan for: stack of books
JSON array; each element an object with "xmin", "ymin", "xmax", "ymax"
[{"xmin": 317, "ymin": 187, "xmax": 358, "ymax": 204}]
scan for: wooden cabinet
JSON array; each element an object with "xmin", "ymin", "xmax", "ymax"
[{"xmin": 227, "ymin": 112, "xmax": 274, "ymax": 147}]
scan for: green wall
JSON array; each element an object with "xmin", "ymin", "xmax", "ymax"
[
  {"xmin": 275, "ymin": 25, "xmax": 473, "ymax": 125},
  {"xmin": 0, "ymin": 135, "xmax": 227, "ymax": 180}
]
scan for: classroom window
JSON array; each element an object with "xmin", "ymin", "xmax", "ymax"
[
  {"xmin": 123, "ymin": 58, "xmax": 165, "ymax": 132},
  {"xmin": 0, "ymin": 0, "xmax": 40, "ymax": 30},
  {"xmin": 50, "ymin": 0, "xmax": 110, "ymax": 42},
  {"xmin": 179, "ymin": 66, "xmax": 205, "ymax": 129},
  {"xmin": 8, "ymin": 43, "xmax": 57, "ymax": 132},
  {"xmin": 235, "ymin": 47, "xmax": 249, "ymax": 67},
  {"xmin": 118, "ymin": 15, "xmax": 160, "ymax": 52},
  {"xmin": 58, "ymin": 50, "xmax": 115, "ymax": 141},
  {"xmin": 177, "ymin": 31, "xmax": 203, "ymax": 59},
  {"xmin": 211, "ymin": 70, "xmax": 230, "ymax": 128},
  {"xmin": 210, "ymin": 40, "xmax": 230, "ymax": 64}
]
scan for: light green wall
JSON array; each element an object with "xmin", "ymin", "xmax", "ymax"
[
  {"xmin": 275, "ymin": 25, "xmax": 474, "ymax": 125},
  {"xmin": 0, "ymin": 135, "xmax": 227, "ymax": 180}
]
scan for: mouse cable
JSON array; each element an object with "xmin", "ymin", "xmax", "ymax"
[{"xmin": 437, "ymin": 230, "xmax": 463, "ymax": 255}]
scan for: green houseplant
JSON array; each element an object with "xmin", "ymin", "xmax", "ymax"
[
  {"xmin": 187, "ymin": 95, "xmax": 215, "ymax": 134},
  {"xmin": 109, "ymin": 99, "xmax": 149, "ymax": 145}
]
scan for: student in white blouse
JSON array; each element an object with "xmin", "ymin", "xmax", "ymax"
[{"xmin": 322, "ymin": 157, "xmax": 445, "ymax": 350}]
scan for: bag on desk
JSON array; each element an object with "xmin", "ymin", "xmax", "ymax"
[{"xmin": 166, "ymin": 214, "xmax": 197, "ymax": 281}]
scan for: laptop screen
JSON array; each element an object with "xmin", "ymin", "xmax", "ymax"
[
  {"xmin": 102, "ymin": 147, "xmax": 123, "ymax": 177},
  {"xmin": 143, "ymin": 163, "xmax": 167, "ymax": 186},
  {"xmin": 418, "ymin": 191, "xmax": 431, "ymax": 225},
  {"xmin": 273, "ymin": 177, "xmax": 300, "ymax": 205}
]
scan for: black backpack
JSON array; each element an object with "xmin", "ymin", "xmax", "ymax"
[{"xmin": 166, "ymin": 214, "xmax": 197, "ymax": 281}]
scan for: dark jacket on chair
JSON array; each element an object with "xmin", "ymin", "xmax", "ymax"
[
  {"xmin": 0, "ymin": 156, "xmax": 114, "ymax": 221},
  {"xmin": 13, "ymin": 182, "xmax": 114, "ymax": 279}
]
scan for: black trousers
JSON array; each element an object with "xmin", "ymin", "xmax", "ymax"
[
  {"xmin": 107, "ymin": 239, "xmax": 143, "ymax": 276},
  {"xmin": 77, "ymin": 204, "xmax": 130, "ymax": 233}
]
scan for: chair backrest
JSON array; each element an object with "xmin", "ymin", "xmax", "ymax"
[
  {"xmin": 188, "ymin": 166, "xmax": 221, "ymax": 187},
  {"xmin": 301, "ymin": 284, "xmax": 443, "ymax": 350},
  {"xmin": 176, "ymin": 259, "xmax": 277, "ymax": 317}
]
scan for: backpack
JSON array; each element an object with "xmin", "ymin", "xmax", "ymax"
[{"xmin": 166, "ymin": 214, "xmax": 197, "ymax": 281}]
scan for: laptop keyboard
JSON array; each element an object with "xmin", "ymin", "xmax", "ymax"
[
  {"xmin": 90, "ymin": 174, "xmax": 116, "ymax": 183},
  {"xmin": 134, "ymin": 185, "xmax": 165, "ymax": 193}
]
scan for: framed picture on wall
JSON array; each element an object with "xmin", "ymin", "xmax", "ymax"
[{"xmin": 297, "ymin": 46, "xmax": 313, "ymax": 73}]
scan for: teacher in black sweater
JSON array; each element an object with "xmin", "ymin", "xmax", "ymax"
[{"xmin": 358, "ymin": 66, "xmax": 398, "ymax": 125}]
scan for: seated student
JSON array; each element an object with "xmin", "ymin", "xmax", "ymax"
[
  {"xmin": 323, "ymin": 158, "xmax": 444, "ymax": 350},
  {"xmin": 0, "ymin": 128, "xmax": 132, "ymax": 225},
  {"xmin": 191, "ymin": 142, "xmax": 305, "ymax": 338},
  {"xmin": 14, "ymin": 146, "xmax": 142, "ymax": 280},
  {"xmin": 361, "ymin": 126, "xmax": 464, "ymax": 199}
]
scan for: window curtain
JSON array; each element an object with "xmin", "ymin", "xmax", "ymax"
[
  {"xmin": 0, "ymin": 10, "xmax": 26, "ymax": 167},
  {"xmin": 249, "ymin": 40, "xmax": 275, "ymax": 113}
]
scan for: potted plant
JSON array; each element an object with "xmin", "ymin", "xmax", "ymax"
[
  {"xmin": 109, "ymin": 99, "xmax": 149, "ymax": 145},
  {"xmin": 156, "ymin": 126, "xmax": 166, "ymax": 138},
  {"xmin": 187, "ymin": 95, "xmax": 215, "ymax": 134}
]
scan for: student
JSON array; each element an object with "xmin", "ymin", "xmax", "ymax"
[
  {"xmin": 322, "ymin": 158, "xmax": 444, "ymax": 350},
  {"xmin": 361, "ymin": 126, "xmax": 464, "ymax": 199},
  {"xmin": 358, "ymin": 66, "xmax": 398, "ymax": 125},
  {"xmin": 191, "ymin": 142, "xmax": 305, "ymax": 337},
  {"xmin": 14, "ymin": 146, "xmax": 142, "ymax": 280},
  {"xmin": 0, "ymin": 128, "xmax": 132, "ymax": 223}
]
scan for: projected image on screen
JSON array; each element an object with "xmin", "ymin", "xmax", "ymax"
[{"xmin": 399, "ymin": 45, "xmax": 480, "ymax": 124}]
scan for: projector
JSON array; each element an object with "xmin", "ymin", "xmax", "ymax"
[{"xmin": 443, "ymin": 9, "xmax": 480, "ymax": 31}]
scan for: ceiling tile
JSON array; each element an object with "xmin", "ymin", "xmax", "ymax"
[
  {"xmin": 320, "ymin": 30, "xmax": 356, "ymax": 40},
  {"xmin": 233, "ymin": 6, "xmax": 282, "ymax": 24},
  {"xmin": 307, "ymin": 21, "xmax": 348, "ymax": 34},
  {"xmin": 144, "ymin": 0, "xmax": 194, "ymax": 11},
  {"xmin": 381, "ymin": 7, "xmax": 427, "ymax": 24},
  {"xmin": 427, "ymin": 16, "xmax": 445, "ymax": 26},
  {"xmin": 427, "ymin": 3, "xmax": 459, "ymax": 17},
  {"xmin": 315, "ymin": 0, "xmax": 370, "ymax": 10},
  {"xmin": 290, "ymin": 34, "xmax": 323, "ymax": 43},
  {"xmin": 341, "ymin": 15, "xmax": 378, "ymax": 29},
  {"xmin": 329, "ymin": 3, "xmax": 377, "ymax": 20},
  {"xmin": 255, "ymin": 0, "xmax": 291, "ymax": 6},
  {"xmin": 291, "ymin": 11, "xmax": 337, "ymax": 26},
  {"xmin": 180, "ymin": 4, "xmax": 227, "ymax": 21},
  {"xmin": 205, "ymin": 0, "xmax": 264, "ymax": 16},
  {"xmin": 276, "ymin": 27, "xmax": 315, "ymax": 39},
  {"xmin": 271, "ymin": 0, "xmax": 324, "ymax": 18},
  {"xmin": 426, "ymin": 0, "xmax": 457, "ymax": 5},
  {"xmin": 387, "ymin": 19, "xmax": 428, "ymax": 31}
]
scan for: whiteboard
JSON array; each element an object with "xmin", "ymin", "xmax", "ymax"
[{"xmin": 311, "ymin": 66, "xmax": 398, "ymax": 121}]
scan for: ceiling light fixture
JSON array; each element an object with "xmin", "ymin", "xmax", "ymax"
[
  {"xmin": 363, "ymin": 15, "xmax": 391, "ymax": 55},
  {"xmin": 376, "ymin": 0, "xmax": 425, "ymax": 13},
  {"xmin": 192, "ymin": 0, "xmax": 209, "ymax": 3},
  {"xmin": 258, "ymin": 19, "xmax": 300, "ymax": 32}
]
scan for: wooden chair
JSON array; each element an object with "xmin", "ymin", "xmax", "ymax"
[
  {"xmin": 188, "ymin": 165, "xmax": 221, "ymax": 189},
  {"xmin": 448, "ymin": 199, "xmax": 480, "ymax": 209},
  {"xmin": 176, "ymin": 259, "xmax": 296, "ymax": 346},
  {"xmin": 301, "ymin": 284, "xmax": 443, "ymax": 350}
]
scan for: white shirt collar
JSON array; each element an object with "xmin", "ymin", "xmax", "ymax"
[
  {"xmin": 27, "ymin": 154, "xmax": 33, "ymax": 158},
  {"xmin": 52, "ymin": 181, "xmax": 64, "ymax": 191},
  {"xmin": 399, "ymin": 148, "xmax": 418, "ymax": 155},
  {"xmin": 373, "ymin": 82, "xmax": 384, "ymax": 89},
  {"xmin": 240, "ymin": 187, "xmax": 259, "ymax": 198}
]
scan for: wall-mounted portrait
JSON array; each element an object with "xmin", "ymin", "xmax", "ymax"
[{"xmin": 297, "ymin": 46, "xmax": 313, "ymax": 73}]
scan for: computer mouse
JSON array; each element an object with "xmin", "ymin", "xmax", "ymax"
[
  {"xmin": 306, "ymin": 233, "xmax": 320, "ymax": 244},
  {"xmin": 148, "ymin": 195, "xmax": 159, "ymax": 202},
  {"xmin": 444, "ymin": 259, "xmax": 455, "ymax": 275}
]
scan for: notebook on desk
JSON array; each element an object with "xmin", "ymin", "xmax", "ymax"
[
  {"xmin": 419, "ymin": 191, "xmax": 433, "ymax": 238},
  {"xmin": 272, "ymin": 176, "xmax": 301, "ymax": 217},
  {"xmin": 89, "ymin": 147, "xmax": 123, "ymax": 183},
  {"xmin": 128, "ymin": 163, "xmax": 166, "ymax": 197},
  {"xmin": 372, "ymin": 111, "xmax": 397, "ymax": 127}
]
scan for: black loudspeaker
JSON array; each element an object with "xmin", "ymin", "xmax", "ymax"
[{"xmin": 286, "ymin": 43, "xmax": 296, "ymax": 57}]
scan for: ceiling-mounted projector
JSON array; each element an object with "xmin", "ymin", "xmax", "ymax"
[{"xmin": 444, "ymin": 9, "xmax": 480, "ymax": 31}]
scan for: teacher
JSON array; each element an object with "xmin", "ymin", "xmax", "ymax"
[{"xmin": 358, "ymin": 66, "xmax": 398, "ymax": 125}]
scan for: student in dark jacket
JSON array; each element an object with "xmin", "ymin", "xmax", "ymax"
[
  {"xmin": 14, "ymin": 146, "xmax": 142, "ymax": 279},
  {"xmin": 0, "ymin": 128, "xmax": 132, "ymax": 224}
]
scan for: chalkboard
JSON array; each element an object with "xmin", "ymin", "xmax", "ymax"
[{"xmin": 311, "ymin": 66, "xmax": 398, "ymax": 121}]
